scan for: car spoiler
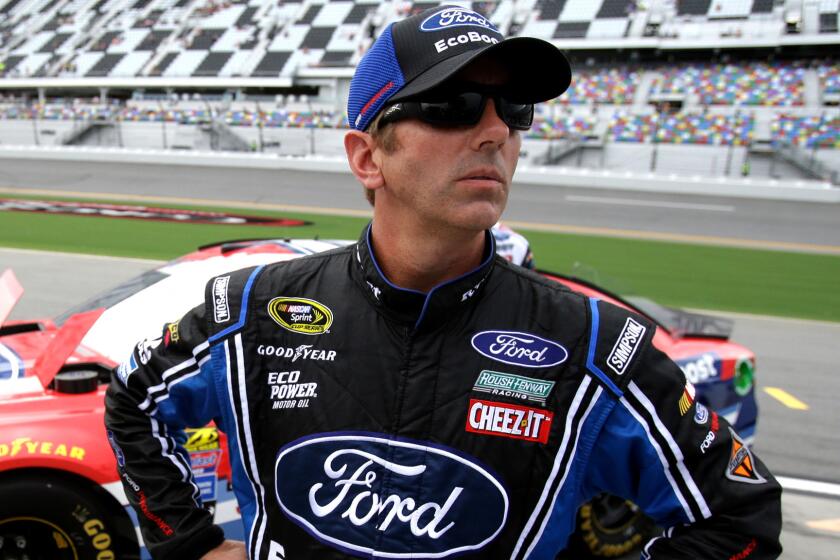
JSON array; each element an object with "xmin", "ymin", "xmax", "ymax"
[
  {"xmin": 34, "ymin": 308, "xmax": 105, "ymax": 388},
  {"xmin": 654, "ymin": 307, "xmax": 734, "ymax": 340}
]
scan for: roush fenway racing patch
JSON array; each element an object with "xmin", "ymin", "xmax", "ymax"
[{"xmin": 466, "ymin": 398, "xmax": 553, "ymax": 444}]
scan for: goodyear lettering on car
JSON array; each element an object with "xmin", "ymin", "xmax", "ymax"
[
  {"xmin": 0, "ymin": 437, "xmax": 86, "ymax": 460},
  {"xmin": 267, "ymin": 297, "xmax": 333, "ymax": 335}
]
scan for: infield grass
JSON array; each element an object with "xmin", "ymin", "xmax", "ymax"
[{"xmin": 1, "ymin": 195, "xmax": 838, "ymax": 322}]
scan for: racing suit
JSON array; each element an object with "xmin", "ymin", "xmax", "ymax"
[{"xmin": 105, "ymin": 225, "xmax": 782, "ymax": 560}]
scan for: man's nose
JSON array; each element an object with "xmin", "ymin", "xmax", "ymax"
[{"xmin": 473, "ymin": 98, "xmax": 510, "ymax": 149}]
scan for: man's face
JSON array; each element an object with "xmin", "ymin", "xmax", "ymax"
[{"xmin": 373, "ymin": 57, "xmax": 522, "ymax": 234}]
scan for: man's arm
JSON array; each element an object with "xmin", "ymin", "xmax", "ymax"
[
  {"xmin": 582, "ymin": 338, "xmax": 782, "ymax": 558},
  {"xmin": 104, "ymin": 301, "xmax": 226, "ymax": 560}
]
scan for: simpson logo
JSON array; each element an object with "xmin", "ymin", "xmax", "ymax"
[
  {"xmin": 267, "ymin": 297, "xmax": 333, "ymax": 335},
  {"xmin": 725, "ymin": 427, "xmax": 766, "ymax": 484},
  {"xmin": 606, "ymin": 317, "xmax": 646, "ymax": 375},
  {"xmin": 472, "ymin": 370, "xmax": 554, "ymax": 403},
  {"xmin": 466, "ymin": 399, "xmax": 553, "ymax": 444},
  {"xmin": 275, "ymin": 433, "xmax": 508, "ymax": 557},
  {"xmin": 420, "ymin": 7, "xmax": 499, "ymax": 32},
  {"xmin": 679, "ymin": 382, "xmax": 696, "ymax": 415},
  {"xmin": 212, "ymin": 276, "xmax": 231, "ymax": 323},
  {"xmin": 471, "ymin": 330, "xmax": 568, "ymax": 368}
]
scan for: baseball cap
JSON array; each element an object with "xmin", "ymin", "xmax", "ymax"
[{"xmin": 347, "ymin": 5, "xmax": 572, "ymax": 131}]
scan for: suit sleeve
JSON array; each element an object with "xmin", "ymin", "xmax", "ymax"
[
  {"xmin": 580, "ymin": 300, "xmax": 782, "ymax": 559},
  {"xmin": 104, "ymin": 298, "xmax": 225, "ymax": 560}
]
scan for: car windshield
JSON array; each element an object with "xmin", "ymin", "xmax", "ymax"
[{"xmin": 54, "ymin": 270, "xmax": 169, "ymax": 326}]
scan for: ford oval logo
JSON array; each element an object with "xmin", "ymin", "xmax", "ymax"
[
  {"xmin": 420, "ymin": 7, "xmax": 498, "ymax": 33},
  {"xmin": 471, "ymin": 330, "xmax": 568, "ymax": 368},
  {"xmin": 275, "ymin": 433, "xmax": 508, "ymax": 557}
]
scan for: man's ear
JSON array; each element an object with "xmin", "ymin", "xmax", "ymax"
[{"xmin": 345, "ymin": 130, "xmax": 385, "ymax": 192}]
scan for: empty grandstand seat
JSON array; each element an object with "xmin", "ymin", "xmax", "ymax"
[
  {"xmin": 136, "ymin": 30, "xmax": 172, "ymax": 51},
  {"xmin": 111, "ymin": 51, "xmax": 151, "ymax": 76},
  {"xmin": 148, "ymin": 52, "xmax": 177, "ymax": 76},
  {"xmin": 163, "ymin": 50, "xmax": 206, "ymax": 77},
  {"xmin": 560, "ymin": 0, "xmax": 600, "ymax": 22},
  {"xmin": 554, "ymin": 21, "xmax": 589, "ymax": 38},
  {"xmin": 252, "ymin": 51, "xmax": 292, "ymax": 77},
  {"xmin": 708, "ymin": 0, "xmax": 751, "ymax": 20},
  {"xmin": 188, "ymin": 28, "xmax": 225, "ymax": 50},
  {"xmin": 39, "ymin": 32, "xmax": 72, "ymax": 53},
  {"xmin": 301, "ymin": 26, "xmax": 335, "ymax": 49},
  {"xmin": 538, "ymin": 0, "xmax": 567, "ymax": 21},
  {"xmin": 677, "ymin": 0, "xmax": 711, "ymax": 16},
  {"xmin": 751, "ymin": 0, "xmax": 773, "ymax": 14},
  {"xmin": 86, "ymin": 53, "xmax": 125, "ymax": 77},
  {"xmin": 193, "ymin": 51, "xmax": 233, "ymax": 76},
  {"xmin": 320, "ymin": 50, "xmax": 353, "ymax": 66},
  {"xmin": 596, "ymin": 0, "xmax": 632, "ymax": 18}
]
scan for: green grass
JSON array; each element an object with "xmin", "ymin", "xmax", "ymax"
[{"xmin": 1, "ymin": 194, "xmax": 838, "ymax": 322}]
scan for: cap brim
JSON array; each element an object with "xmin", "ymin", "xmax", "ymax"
[{"xmin": 389, "ymin": 37, "xmax": 572, "ymax": 105}]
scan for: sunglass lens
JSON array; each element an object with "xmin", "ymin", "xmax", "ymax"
[
  {"xmin": 500, "ymin": 101, "xmax": 534, "ymax": 130},
  {"xmin": 419, "ymin": 93, "xmax": 484, "ymax": 126}
]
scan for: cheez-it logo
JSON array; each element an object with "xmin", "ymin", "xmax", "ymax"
[{"xmin": 465, "ymin": 399, "xmax": 553, "ymax": 444}]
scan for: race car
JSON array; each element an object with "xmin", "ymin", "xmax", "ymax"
[{"xmin": 0, "ymin": 231, "xmax": 757, "ymax": 560}]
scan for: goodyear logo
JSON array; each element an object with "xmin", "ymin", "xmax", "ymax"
[{"xmin": 268, "ymin": 297, "xmax": 333, "ymax": 335}]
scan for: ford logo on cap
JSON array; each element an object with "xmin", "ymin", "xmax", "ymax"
[
  {"xmin": 471, "ymin": 330, "xmax": 569, "ymax": 368},
  {"xmin": 275, "ymin": 433, "xmax": 508, "ymax": 557},
  {"xmin": 420, "ymin": 7, "xmax": 499, "ymax": 33}
]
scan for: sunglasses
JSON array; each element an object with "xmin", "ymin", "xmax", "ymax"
[{"xmin": 378, "ymin": 86, "xmax": 534, "ymax": 131}]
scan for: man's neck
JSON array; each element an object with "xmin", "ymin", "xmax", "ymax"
[{"xmin": 369, "ymin": 219, "xmax": 487, "ymax": 293}]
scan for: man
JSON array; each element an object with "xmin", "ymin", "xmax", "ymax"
[{"xmin": 105, "ymin": 5, "xmax": 782, "ymax": 560}]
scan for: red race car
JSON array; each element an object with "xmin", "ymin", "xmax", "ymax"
[{"xmin": 0, "ymin": 232, "xmax": 757, "ymax": 559}]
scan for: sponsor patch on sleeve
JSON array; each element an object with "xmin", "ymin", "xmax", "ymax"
[
  {"xmin": 116, "ymin": 353, "xmax": 138, "ymax": 386},
  {"xmin": 465, "ymin": 399, "xmax": 553, "ymax": 444},
  {"xmin": 606, "ymin": 317, "xmax": 646, "ymax": 375},
  {"xmin": 679, "ymin": 382, "xmax": 696, "ymax": 415},
  {"xmin": 725, "ymin": 427, "xmax": 766, "ymax": 484},
  {"xmin": 212, "ymin": 275, "xmax": 231, "ymax": 323}
]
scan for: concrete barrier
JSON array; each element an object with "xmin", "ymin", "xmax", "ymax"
[{"xmin": 0, "ymin": 144, "xmax": 837, "ymax": 203}]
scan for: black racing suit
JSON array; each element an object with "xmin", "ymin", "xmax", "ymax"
[{"xmin": 105, "ymin": 226, "xmax": 782, "ymax": 560}]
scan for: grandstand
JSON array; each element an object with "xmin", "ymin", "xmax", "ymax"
[{"xmin": 0, "ymin": 0, "xmax": 838, "ymax": 184}]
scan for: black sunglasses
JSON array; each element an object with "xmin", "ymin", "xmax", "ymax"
[{"xmin": 378, "ymin": 86, "xmax": 534, "ymax": 131}]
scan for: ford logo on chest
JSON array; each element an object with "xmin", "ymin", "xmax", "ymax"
[
  {"xmin": 275, "ymin": 433, "xmax": 508, "ymax": 557},
  {"xmin": 471, "ymin": 330, "xmax": 569, "ymax": 368}
]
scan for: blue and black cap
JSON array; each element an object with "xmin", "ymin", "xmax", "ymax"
[{"xmin": 348, "ymin": 5, "xmax": 572, "ymax": 131}]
